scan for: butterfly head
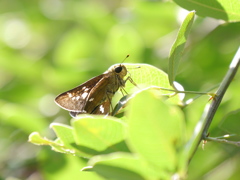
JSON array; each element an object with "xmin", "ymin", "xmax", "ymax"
[{"xmin": 108, "ymin": 64, "xmax": 128, "ymax": 78}]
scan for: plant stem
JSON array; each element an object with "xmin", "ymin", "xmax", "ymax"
[
  {"xmin": 150, "ymin": 87, "xmax": 215, "ymax": 96},
  {"xmin": 202, "ymin": 47, "xmax": 240, "ymax": 138},
  {"xmin": 188, "ymin": 47, "xmax": 240, "ymax": 163},
  {"xmin": 206, "ymin": 137, "xmax": 240, "ymax": 147}
]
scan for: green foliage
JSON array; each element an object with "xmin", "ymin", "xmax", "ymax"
[
  {"xmin": 123, "ymin": 63, "xmax": 176, "ymax": 93},
  {"xmin": 173, "ymin": 0, "xmax": 240, "ymax": 21},
  {"xmin": 169, "ymin": 11, "xmax": 195, "ymax": 86},
  {"xmin": 30, "ymin": 89, "xmax": 186, "ymax": 179},
  {"xmin": 29, "ymin": 63, "xmax": 184, "ymax": 178},
  {"xmin": 1, "ymin": 0, "xmax": 240, "ymax": 180},
  {"xmin": 127, "ymin": 90, "xmax": 186, "ymax": 178}
]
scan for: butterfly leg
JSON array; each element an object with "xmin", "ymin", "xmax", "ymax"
[
  {"xmin": 119, "ymin": 87, "xmax": 128, "ymax": 96},
  {"xmin": 125, "ymin": 76, "xmax": 138, "ymax": 87}
]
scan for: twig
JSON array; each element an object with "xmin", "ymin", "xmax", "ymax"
[
  {"xmin": 206, "ymin": 137, "xmax": 240, "ymax": 147},
  {"xmin": 156, "ymin": 87, "xmax": 215, "ymax": 96},
  {"xmin": 188, "ymin": 47, "xmax": 240, "ymax": 163},
  {"xmin": 202, "ymin": 47, "xmax": 240, "ymax": 138}
]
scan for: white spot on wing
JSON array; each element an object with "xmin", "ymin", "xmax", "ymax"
[
  {"xmin": 99, "ymin": 105, "xmax": 104, "ymax": 113},
  {"xmin": 89, "ymin": 98, "xmax": 94, "ymax": 102},
  {"xmin": 82, "ymin": 86, "xmax": 86, "ymax": 90},
  {"xmin": 72, "ymin": 96, "xmax": 80, "ymax": 101},
  {"xmin": 67, "ymin": 92, "xmax": 73, "ymax": 98},
  {"xmin": 84, "ymin": 88, "xmax": 89, "ymax": 91},
  {"xmin": 81, "ymin": 92, "xmax": 88, "ymax": 99}
]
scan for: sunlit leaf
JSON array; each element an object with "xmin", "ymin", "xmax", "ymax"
[
  {"xmin": 124, "ymin": 63, "xmax": 173, "ymax": 93},
  {"xmin": 111, "ymin": 63, "xmax": 183, "ymax": 115},
  {"xmin": 168, "ymin": 11, "xmax": 195, "ymax": 86},
  {"xmin": 51, "ymin": 123, "xmax": 75, "ymax": 147},
  {"xmin": 173, "ymin": 0, "xmax": 240, "ymax": 22},
  {"xmin": 29, "ymin": 132, "xmax": 54, "ymax": 145},
  {"xmin": 72, "ymin": 115, "xmax": 128, "ymax": 154},
  {"xmin": 28, "ymin": 132, "xmax": 71, "ymax": 154},
  {"xmin": 127, "ymin": 90, "xmax": 186, "ymax": 177}
]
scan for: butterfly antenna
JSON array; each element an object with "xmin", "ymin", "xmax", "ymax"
[{"xmin": 121, "ymin": 54, "xmax": 130, "ymax": 64}]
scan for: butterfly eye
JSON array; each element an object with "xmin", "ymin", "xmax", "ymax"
[{"xmin": 115, "ymin": 66, "xmax": 122, "ymax": 73}]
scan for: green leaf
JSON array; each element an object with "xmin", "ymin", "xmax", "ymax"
[
  {"xmin": 29, "ymin": 132, "xmax": 54, "ymax": 145},
  {"xmin": 28, "ymin": 132, "xmax": 70, "ymax": 154},
  {"xmin": 50, "ymin": 123, "xmax": 88, "ymax": 156},
  {"xmin": 168, "ymin": 11, "xmax": 195, "ymax": 86},
  {"xmin": 29, "ymin": 116, "xmax": 129, "ymax": 157},
  {"xmin": 29, "ymin": 124, "xmax": 94, "ymax": 157},
  {"xmin": 88, "ymin": 152, "xmax": 160, "ymax": 180},
  {"xmin": 173, "ymin": 0, "xmax": 240, "ymax": 22},
  {"xmin": 72, "ymin": 115, "xmax": 128, "ymax": 154},
  {"xmin": 127, "ymin": 90, "xmax": 186, "ymax": 177},
  {"xmin": 123, "ymin": 63, "xmax": 173, "ymax": 93},
  {"xmin": 111, "ymin": 63, "xmax": 183, "ymax": 115},
  {"xmin": 51, "ymin": 123, "xmax": 75, "ymax": 146}
]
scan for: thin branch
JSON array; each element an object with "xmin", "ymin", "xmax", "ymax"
[
  {"xmin": 206, "ymin": 137, "xmax": 240, "ymax": 147},
  {"xmin": 188, "ymin": 47, "xmax": 240, "ymax": 163},
  {"xmin": 157, "ymin": 87, "xmax": 215, "ymax": 96},
  {"xmin": 202, "ymin": 47, "xmax": 240, "ymax": 138}
]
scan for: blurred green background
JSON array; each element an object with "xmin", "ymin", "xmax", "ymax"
[{"xmin": 0, "ymin": 0, "xmax": 240, "ymax": 179}]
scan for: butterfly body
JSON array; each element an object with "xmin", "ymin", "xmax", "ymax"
[{"xmin": 55, "ymin": 64, "xmax": 128, "ymax": 117}]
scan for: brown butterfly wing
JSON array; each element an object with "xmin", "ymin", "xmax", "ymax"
[
  {"xmin": 83, "ymin": 75, "xmax": 113, "ymax": 113},
  {"xmin": 91, "ymin": 100, "xmax": 111, "ymax": 114},
  {"xmin": 55, "ymin": 74, "xmax": 105, "ymax": 112},
  {"xmin": 55, "ymin": 74, "xmax": 111, "ymax": 114},
  {"xmin": 70, "ymin": 100, "xmax": 111, "ymax": 117}
]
